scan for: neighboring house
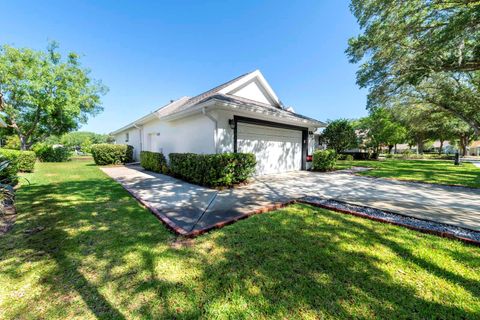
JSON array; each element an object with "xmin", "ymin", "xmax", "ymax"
[
  {"xmin": 468, "ymin": 141, "xmax": 480, "ymax": 156},
  {"xmin": 111, "ymin": 70, "xmax": 325, "ymax": 175}
]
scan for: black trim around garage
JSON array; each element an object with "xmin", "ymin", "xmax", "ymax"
[{"xmin": 233, "ymin": 115, "xmax": 309, "ymax": 170}]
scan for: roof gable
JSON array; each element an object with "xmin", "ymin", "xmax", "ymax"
[{"xmin": 218, "ymin": 70, "xmax": 281, "ymax": 108}]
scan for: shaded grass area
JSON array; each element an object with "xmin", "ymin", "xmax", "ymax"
[
  {"xmin": 1, "ymin": 160, "xmax": 479, "ymax": 319},
  {"xmin": 336, "ymin": 159, "xmax": 480, "ymax": 188}
]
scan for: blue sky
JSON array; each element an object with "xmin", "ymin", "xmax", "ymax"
[{"xmin": 1, "ymin": 0, "xmax": 367, "ymax": 134}]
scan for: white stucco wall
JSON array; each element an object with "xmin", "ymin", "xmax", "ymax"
[
  {"xmin": 113, "ymin": 114, "xmax": 215, "ymax": 161},
  {"xmin": 114, "ymin": 127, "xmax": 142, "ymax": 161},
  {"xmin": 114, "ymin": 108, "xmax": 319, "ymax": 168},
  {"xmin": 211, "ymin": 109, "xmax": 235, "ymax": 153}
]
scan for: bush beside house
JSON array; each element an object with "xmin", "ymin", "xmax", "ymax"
[
  {"xmin": 91, "ymin": 144, "xmax": 133, "ymax": 165},
  {"xmin": 312, "ymin": 150, "xmax": 337, "ymax": 171},
  {"xmin": 169, "ymin": 153, "xmax": 256, "ymax": 187},
  {"xmin": 34, "ymin": 144, "xmax": 71, "ymax": 162},
  {"xmin": 0, "ymin": 149, "xmax": 36, "ymax": 172},
  {"xmin": 140, "ymin": 151, "xmax": 168, "ymax": 174},
  {"xmin": 0, "ymin": 154, "xmax": 19, "ymax": 185}
]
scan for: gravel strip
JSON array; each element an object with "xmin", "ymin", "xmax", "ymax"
[{"xmin": 300, "ymin": 196, "xmax": 480, "ymax": 244}]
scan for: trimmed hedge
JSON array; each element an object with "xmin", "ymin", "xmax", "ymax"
[
  {"xmin": 140, "ymin": 151, "xmax": 168, "ymax": 174},
  {"xmin": 169, "ymin": 152, "xmax": 256, "ymax": 187},
  {"xmin": 0, "ymin": 154, "xmax": 18, "ymax": 185},
  {"xmin": 0, "ymin": 149, "xmax": 36, "ymax": 172},
  {"xmin": 34, "ymin": 144, "xmax": 71, "ymax": 162},
  {"xmin": 91, "ymin": 144, "xmax": 133, "ymax": 165},
  {"xmin": 312, "ymin": 149, "xmax": 337, "ymax": 171}
]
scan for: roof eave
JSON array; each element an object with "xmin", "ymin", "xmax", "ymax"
[
  {"xmin": 109, "ymin": 113, "xmax": 159, "ymax": 135},
  {"xmin": 163, "ymin": 97, "xmax": 325, "ymax": 128}
]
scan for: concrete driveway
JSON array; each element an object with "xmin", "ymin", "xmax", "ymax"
[{"xmin": 101, "ymin": 165, "xmax": 480, "ymax": 235}]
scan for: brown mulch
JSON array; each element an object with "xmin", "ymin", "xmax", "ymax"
[{"xmin": 0, "ymin": 208, "xmax": 16, "ymax": 235}]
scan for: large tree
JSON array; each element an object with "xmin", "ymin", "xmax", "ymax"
[
  {"xmin": 347, "ymin": 0, "xmax": 480, "ymax": 133},
  {"xmin": 0, "ymin": 43, "xmax": 107, "ymax": 150},
  {"xmin": 348, "ymin": 0, "xmax": 480, "ymax": 85}
]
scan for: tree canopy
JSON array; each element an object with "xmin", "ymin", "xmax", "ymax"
[
  {"xmin": 348, "ymin": 0, "xmax": 480, "ymax": 87},
  {"xmin": 320, "ymin": 119, "xmax": 358, "ymax": 153},
  {"xmin": 0, "ymin": 42, "xmax": 107, "ymax": 150},
  {"xmin": 347, "ymin": 0, "xmax": 480, "ymax": 134},
  {"xmin": 356, "ymin": 107, "xmax": 407, "ymax": 153}
]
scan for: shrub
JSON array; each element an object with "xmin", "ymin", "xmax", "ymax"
[
  {"xmin": 4, "ymin": 135, "xmax": 20, "ymax": 150},
  {"xmin": 140, "ymin": 151, "xmax": 168, "ymax": 174},
  {"xmin": 33, "ymin": 144, "xmax": 71, "ymax": 162},
  {"xmin": 0, "ymin": 149, "xmax": 36, "ymax": 172},
  {"xmin": 91, "ymin": 144, "xmax": 133, "ymax": 165},
  {"xmin": 0, "ymin": 154, "xmax": 18, "ymax": 185},
  {"xmin": 169, "ymin": 153, "xmax": 256, "ymax": 187},
  {"xmin": 337, "ymin": 154, "xmax": 354, "ymax": 161},
  {"xmin": 312, "ymin": 149, "xmax": 337, "ymax": 171}
]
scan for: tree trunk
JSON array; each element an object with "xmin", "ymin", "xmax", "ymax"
[
  {"xmin": 438, "ymin": 140, "xmax": 444, "ymax": 155},
  {"xmin": 388, "ymin": 145, "xmax": 394, "ymax": 154},
  {"xmin": 417, "ymin": 140, "xmax": 425, "ymax": 155},
  {"xmin": 394, "ymin": 144, "xmax": 397, "ymax": 154},
  {"xmin": 459, "ymin": 134, "xmax": 469, "ymax": 156},
  {"xmin": 19, "ymin": 135, "xmax": 28, "ymax": 151}
]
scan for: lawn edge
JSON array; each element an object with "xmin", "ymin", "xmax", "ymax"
[
  {"xmin": 299, "ymin": 199, "xmax": 480, "ymax": 247},
  {"xmin": 354, "ymin": 171, "xmax": 480, "ymax": 190},
  {"xmin": 102, "ymin": 166, "xmax": 480, "ymax": 245}
]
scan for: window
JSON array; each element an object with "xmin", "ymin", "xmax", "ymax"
[{"xmin": 125, "ymin": 132, "xmax": 129, "ymax": 142}]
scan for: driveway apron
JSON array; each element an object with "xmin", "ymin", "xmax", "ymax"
[{"xmin": 101, "ymin": 166, "xmax": 480, "ymax": 234}]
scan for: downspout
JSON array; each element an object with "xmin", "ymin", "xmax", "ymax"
[{"xmin": 202, "ymin": 107, "xmax": 218, "ymax": 153}]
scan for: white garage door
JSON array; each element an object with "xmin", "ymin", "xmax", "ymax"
[{"xmin": 237, "ymin": 122, "xmax": 303, "ymax": 175}]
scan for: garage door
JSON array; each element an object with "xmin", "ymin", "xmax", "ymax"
[{"xmin": 237, "ymin": 122, "xmax": 303, "ymax": 175}]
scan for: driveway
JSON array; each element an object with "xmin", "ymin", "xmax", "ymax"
[{"xmin": 101, "ymin": 165, "xmax": 480, "ymax": 235}]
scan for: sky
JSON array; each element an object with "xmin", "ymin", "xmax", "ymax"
[{"xmin": 1, "ymin": 0, "xmax": 367, "ymax": 134}]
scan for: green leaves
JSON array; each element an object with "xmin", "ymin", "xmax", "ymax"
[
  {"xmin": 169, "ymin": 153, "xmax": 256, "ymax": 187},
  {"xmin": 320, "ymin": 119, "xmax": 358, "ymax": 153},
  {"xmin": 0, "ymin": 42, "xmax": 107, "ymax": 149},
  {"xmin": 356, "ymin": 107, "xmax": 407, "ymax": 151},
  {"xmin": 91, "ymin": 144, "xmax": 133, "ymax": 165},
  {"xmin": 348, "ymin": 0, "xmax": 480, "ymax": 134}
]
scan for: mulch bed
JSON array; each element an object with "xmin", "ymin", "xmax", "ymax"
[{"xmin": 0, "ymin": 205, "xmax": 17, "ymax": 236}]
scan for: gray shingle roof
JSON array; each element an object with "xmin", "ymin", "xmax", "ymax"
[
  {"xmin": 156, "ymin": 71, "xmax": 255, "ymax": 118},
  {"xmin": 205, "ymin": 94, "xmax": 324, "ymax": 125},
  {"xmin": 113, "ymin": 71, "xmax": 324, "ymax": 134}
]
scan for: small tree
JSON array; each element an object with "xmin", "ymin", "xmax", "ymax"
[
  {"xmin": 320, "ymin": 119, "xmax": 357, "ymax": 153},
  {"xmin": 357, "ymin": 107, "xmax": 407, "ymax": 154},
  {"xmin": 81, "ymin": 137, "xmax": 93, "ymax": 154},
  {"xmin": 0, "ymin": 42, "xmax": 107, "ymax": 150}
]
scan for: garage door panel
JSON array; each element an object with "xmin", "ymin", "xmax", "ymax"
[{"xmin": 237, "ymin": 123, "xmax": 302, "ymax": 175}]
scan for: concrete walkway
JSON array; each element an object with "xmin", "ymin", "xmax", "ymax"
[
  {"xmin": 101, "ymin": 165, "xmax": 480, "ymax": 235},
  {"xmin": 462, "ymin": 157, "xmax": 480, "ymax": 168}
]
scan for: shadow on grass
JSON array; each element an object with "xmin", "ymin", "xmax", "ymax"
[
  {"xmin": 1, "ymin": 170, "xmax": 479, "ymax": 318},
  {"xmin": 195, "ymin": 205, "xmax": 480, "ymax": 318}
]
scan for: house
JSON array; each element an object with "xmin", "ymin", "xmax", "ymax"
[
  {"xmin": 111, "ymin": 70, "xmax": 325, "ymax": 175},
  {"xmin": 468, "ymin": 141, "xmax": 480, "ymax": 156}
]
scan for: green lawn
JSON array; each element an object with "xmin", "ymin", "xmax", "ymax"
[
  {"xmin": 1, "ymin": 160, "xmax": 479, "ymax": 319},
  {"xmin": 336, "ymin": 159, "xmax": 480, "ymax": 188}
]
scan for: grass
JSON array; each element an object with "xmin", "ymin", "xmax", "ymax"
[
  {"xmin": 336, "ymin": 159, "xmax": 480, "ymax": 188},
  {"xmin": 0, "ymin": 160, "xmax": 479, "ymax": 319}
]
